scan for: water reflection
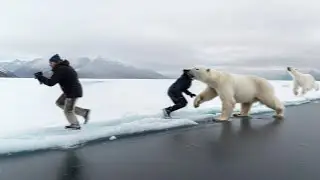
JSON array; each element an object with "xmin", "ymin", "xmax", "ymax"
[
  {"xmin": 57, "ymin": 151, "xmax": 83, "ymax": 180},
  {"xmin": 218, "ymin": 118, "xmax": 283, "ymax": 141},
  {"xmin": 210, "ymin": 118, "xmax": 284, "ymax": 162}
]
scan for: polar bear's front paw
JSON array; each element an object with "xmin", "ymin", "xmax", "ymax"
[
  {"xmin": 293, "ymin": 90, "xmax": 299, "ymax": 96},
  {"xmin": 193, "ymin": 96, "xmax": 202, "ymax": 108},
  {"xmin": 193, "ymin": 101, "xmax": 200, "ymax": 108}
]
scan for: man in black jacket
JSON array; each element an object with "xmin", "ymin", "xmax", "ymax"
[
  {"xmin": 34, "ymin": 54, "xmax": 90, "ymax": 130},
  {"xmin": 162, "ymin": 69, "xmax": 196, "ymax": 118}
]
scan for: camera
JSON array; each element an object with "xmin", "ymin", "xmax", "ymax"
[
  {"xmin": 34, "ymin": 71, "xmax": 43, "ymax": 84},
  {"xmin": 34, "ymin": 71, "xmax": 43, "ymax": 77}
]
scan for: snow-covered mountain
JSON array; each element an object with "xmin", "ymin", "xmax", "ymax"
[
  {"xmin": 0, "ymin": 57, "xmax": 167, "ymax": 79},
  {"xmin": 0, "ymin": 66, "xmax": 18, "ymax": 78}
]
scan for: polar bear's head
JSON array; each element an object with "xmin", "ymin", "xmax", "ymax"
[
  {"xmin": 184, "ymin": 67, "xmax": 220, "ymax": 83},
  {"xmin": 287, "ymin": 67, "xmax": 301, "ymax": 77}
]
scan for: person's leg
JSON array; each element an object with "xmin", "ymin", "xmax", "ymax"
[
  {"xmin": 74, "ymin": 104, "xmax": 90, "ymax": 124},
  {"xmin": 55, "ymin": 94, "xmax": 66, "ymax": 109},
  {"xmin": 57, "ymin": 94, "xmax": 90, "ymax": 124},
  {"xmin": 64, "ymin": 98, "xmax": 81, "ymax": 129},
  {"xmin": 163, "ymin": 91, "xmax": 187, "ymax": 117},
  {"xmin": 168, "ymin": 94, "xmax": 188, "ymax": 112}
]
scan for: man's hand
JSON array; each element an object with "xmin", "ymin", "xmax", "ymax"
[
  {"xmin": 189, "ymin": 93, "xmax": 196, "ymax": 98},
  {"xmin": 34, "ymin": 71, "xmax": 43, "ymax": 84},
  {"xmin": 34, "ymin": 71, "xmax": 43, "ymax": 78}
]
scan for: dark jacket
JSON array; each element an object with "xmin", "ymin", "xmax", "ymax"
[
  {"xmin": 168, "ymin": 72, "xmax": 194, "ymax": 96},
  {"xmin": 37, "ymin": 60, "xmax": 83, "ymax": 98}
]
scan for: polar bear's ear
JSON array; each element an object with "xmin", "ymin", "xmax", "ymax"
[{"xmin": 206, "ymin": 68, "xmax": 210, "ymax": 72}]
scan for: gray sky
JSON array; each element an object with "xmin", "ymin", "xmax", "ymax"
[{"xmin": 1, "ymin": 0, "xmax": 320, "ymax": 75}]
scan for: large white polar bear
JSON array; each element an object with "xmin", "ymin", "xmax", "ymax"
[
  {"xmin": 286, "ymin": 67, "xmax": 319, "ymax": 96},
  {"xmin": 185, "ymin": 67, "xmax": 285, "ymax": 121}
]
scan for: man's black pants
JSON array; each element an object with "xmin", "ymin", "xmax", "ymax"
[{"xmin": 166, "ymin": 90, "xmax": 187, "ymax": 112}]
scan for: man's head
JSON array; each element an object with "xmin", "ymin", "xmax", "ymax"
[
  {"xmin": 49, "ymin": 54, "xmax": 63, "ymax": 68},
  {"xmin": 182, "ymin": 69, "xmax": 194, "ymax": 79}
]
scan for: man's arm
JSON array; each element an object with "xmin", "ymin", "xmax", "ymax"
[
  {"xmin": 183, "ymin": 89, "xmax": 195, "ymax": 97},
  {"xmin": 37, "ymin": 71, "xmax": 61, "ymax": 86},
  {"xmin": 183, "ymin": 89, "xmax": 192, "ymax": 95}
]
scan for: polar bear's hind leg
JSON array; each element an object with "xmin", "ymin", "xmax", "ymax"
[{"xmin": 257, "ymin": 94, "xmax": 284, "ymax": 119}]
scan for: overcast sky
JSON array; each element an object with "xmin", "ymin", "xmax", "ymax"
[{"xmin": 1, "ymin": 0, "xmax": 320, "ymax": 74}]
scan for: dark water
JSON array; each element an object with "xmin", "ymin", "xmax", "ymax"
[{"xmin": 1, "ymin": 102, "xmax": 320, "ymax": 180}]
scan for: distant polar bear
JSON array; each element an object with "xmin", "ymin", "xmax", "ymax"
[
  {"xmin": 287, "ymin": 67, "xmax": 319, "ymax": 96},
  {"xmin": 185, "ymin": 67, "xmax": 285, "ymax": 121}
]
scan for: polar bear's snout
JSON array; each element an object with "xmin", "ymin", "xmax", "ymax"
[{"xmin": 287, "ymin": 67, "xmax": 298, "ymax": 72}]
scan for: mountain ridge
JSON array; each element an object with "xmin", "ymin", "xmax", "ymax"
[{"xmin": 0, "ymin": 57, "xmax": 168, "ymax": 79}]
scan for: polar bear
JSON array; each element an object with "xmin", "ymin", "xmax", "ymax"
[
  {"xmin": 185, "ymin": 67, "xmax": 285, "ymax": 121},
  {"xmin": 286, "ymin": 67, "xmax": 319, "ymax": 96}
]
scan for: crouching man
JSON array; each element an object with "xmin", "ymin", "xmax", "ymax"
[{"xmin": 34, "ymin": 54, "xmax": 90, "ymax": 130}]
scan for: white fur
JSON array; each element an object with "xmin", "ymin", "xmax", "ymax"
[
  {"xmin": 287, "ymin": 67, "xmax": 319, "ymax": 96},
  {"xmin": 188, "ymin": 67, "xmax": 285, "ymax": 121}
]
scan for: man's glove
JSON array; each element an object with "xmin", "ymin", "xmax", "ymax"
[
  {"xmin": 34, "ymin": 71, "xmax": 43, "ymax": 77},
  {"xmin": 34, "ymin": 72, "xmax": 43, "ymax": 84},
  {"xmin": 189, "ymin": 93, "xmax": 196, "ymax": 98}
]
